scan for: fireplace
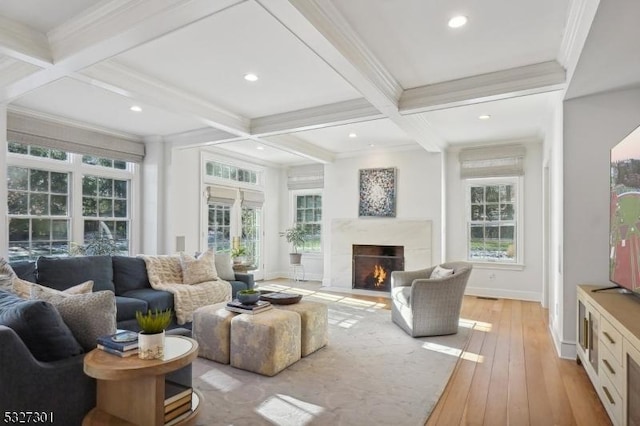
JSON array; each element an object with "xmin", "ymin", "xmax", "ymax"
[{"xmin": 352, "ymin": 245, "xmax": 404, "ymax": 292}]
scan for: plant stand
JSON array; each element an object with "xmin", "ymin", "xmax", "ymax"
[{"xmin": 289, "ymin": 263, "xmax": 305, "ymax": 282}]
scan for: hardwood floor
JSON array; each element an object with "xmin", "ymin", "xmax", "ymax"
[
  {"xmin": 258, "ymin": 280, "xmax": 611, "ymax": 425},
  {"xmin": 426, "ymin": 296, "xmax": 611, "ymax": 426}
]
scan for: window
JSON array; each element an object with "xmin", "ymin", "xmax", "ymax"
[
  {"xmin": 208, "ymin": 203, "xmax": 232, "ymax": 252},
  {"xmin": 205, "ymin": 161, "xmax": 258, "ymax": 184},
  {"xmin": 295, "ymin": 194, "xmax": 322, "ymax": 252},
  {"xmin": 467, "ymin": 179, "xmax": 519, "ymax": 263},
  {"xmin": 241, "ymin": 206, "xmax": 262, "ymax": 266},
  {"xmin": 82, "ymin": 175, "xmax": 129, "ymax": 254},
  {"xmin": 7, "ymin": 166, "xmax": 70, "ymax": 260},
  {"xmin": 6, "ymin": 142, "xmax": 136, "ymax": 261}
]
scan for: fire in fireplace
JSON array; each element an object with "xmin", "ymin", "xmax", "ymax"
[{"xmin": 352, "ymin": 245, "xmax": 404, "ymax": 292}]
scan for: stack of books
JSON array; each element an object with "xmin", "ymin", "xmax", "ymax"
[
  {"xmin": 96, "ymin": 330, "xmax": 139, "ymax": 357},
  {"xmin": 226, "ymin": 299, "xmax": 273, "ymax": 314},
  {"xmin": 164, "ymin": 381, "xmax": 193, "ymax": 425}
]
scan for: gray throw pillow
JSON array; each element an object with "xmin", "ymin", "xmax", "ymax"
[
  {"xmin": 214, "ymin": 253, "xmax": 236, "ymax": 281},
  {"xmin": 31, "ymin": 287, "xmax": 117, "ymax": 351}
]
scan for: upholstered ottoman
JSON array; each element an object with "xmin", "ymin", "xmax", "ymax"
[
  {"xmin": 230, "ymin": 309, "xmax": 301, "ymax": 376},
  {"xmin": 192, "ymin": 302, "xmax": 237, "ymax": 364},
  {"xmin": 275, "ymin": 301, "xmax": 328, "ymax": 357}
]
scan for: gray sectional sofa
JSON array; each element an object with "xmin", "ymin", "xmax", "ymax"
[
  {"xmin": 10, "ymin": 254, "xmax": 254, "ymax": 330},
  {"xmin": 0, "ymin": 254, "xmax": 254, "ymax": 424}
]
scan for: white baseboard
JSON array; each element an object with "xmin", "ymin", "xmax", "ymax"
[
  {"xmin": 548, "ymin": 323, "xmax": 577, "ymax": 360},
  {"xmin": 465, "ymin": 286, "xmax": 541, "ymax": 302}
]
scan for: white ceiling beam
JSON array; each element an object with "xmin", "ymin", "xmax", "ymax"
[
  {"xmin": 0, "ymin": 0, "xmax": 243, "ymax": 103},
  {"xmin": 251, "ymin": 98, "xmax": 383, "ymax": 136},
  {"xmin": 256, "ymin": 0, "xmax": 444, "ymax": 152},
  {"xmin": 0, "ymin": 57, "xmax": 39, "ymax": 88},
  {"xmin": 164, "ymin": 127, "xmax": 244, "ymax": 148},
  {"xmin": 78, "ymin": 61, "xmax": 250, "ymax": 135},
  {"xmin": 260, "ymin": 134, "xmax": 335, "ymax": 164},
  {"xmin": 0, "ymin": 16, "xmax": 52, "ymax": 68},
  {"xmin": 400, "ymin": 61, "xmax": 567, "ymax": 114}
]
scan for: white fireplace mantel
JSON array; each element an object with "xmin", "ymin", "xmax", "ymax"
[{"xmin": 328, "ymin": 219, "xmax": 432, "ymax": 290}]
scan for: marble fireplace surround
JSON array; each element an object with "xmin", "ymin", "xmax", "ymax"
[{"xmin": 329, "ymin": 219, "xmax": 432, "ymax": 291}]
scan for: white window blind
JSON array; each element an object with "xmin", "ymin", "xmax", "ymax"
[
  {"xmin": 287, "ymin": 164, "xmax": 324, "ymax": 190},
  {"xmin": 241, "ymin": 189, "xmax": 265, "ymax": 208},
  {"xmin": 7, "ymin": 111, "xmax": 145, "ymax": 163},
  {"xmin": 459, "ymin": 145, "xmax": 526, "ymax": 178},
  {"xmin": 207, "ymin": 186, "xmax": 237, "ymax": 204}
]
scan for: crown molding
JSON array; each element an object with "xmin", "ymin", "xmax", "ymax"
[
  {"xmin": 557, "ymin": 0, "xmax": 600, "ymax": 88},
  {"xmin": 251, "ymin": 98, "xmax": 383, "ymax": 136},
  {"xmin": 400, "ymin": 61, "xmax": 566, "ymax": 114},
  {"xmin": 333, "ymin": 143, "xmax": 427, "ymax": 160},
  {"xmin": 200, "ymin": 145, "xmax": 281, "ymax": 169},
  {"xmin": 0, "ymin": 16, "xmax": 52, "ymax": 67},
  {"xmin": 79, "ymin": 61, "xmax": 250, "ymax": 136}
]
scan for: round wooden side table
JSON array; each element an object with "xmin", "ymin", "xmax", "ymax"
[{"xmin": 83, "ymin": 335, "xmax": 201, "ymax": 426}]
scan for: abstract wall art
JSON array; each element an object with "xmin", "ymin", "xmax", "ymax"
[{"xmin": 359, "ymin": 167, "xmax": 397, "ymax": 217}]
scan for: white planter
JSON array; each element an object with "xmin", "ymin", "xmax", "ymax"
[{"xmin": 138, "ymin": 330, "xmax": 165, "ymax": 360}]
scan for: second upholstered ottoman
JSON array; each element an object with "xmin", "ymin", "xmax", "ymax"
[
  {"xmin": 192, "ymin": 302, "xmax": 237, "ymax": 364},
  {"xmin": 275, "ymin": 301, "xmax": 328, "ymax": 357},
  {"xmin": 230, "ymin": 309, "xmax": 301, "ymax": 376}
]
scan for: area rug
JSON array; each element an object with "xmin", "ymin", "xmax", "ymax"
[{"xmin": 191, "ymin": 289, "xmax": 472, "ymax": 426}]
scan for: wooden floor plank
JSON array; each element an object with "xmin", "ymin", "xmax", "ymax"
[{"xmin": 507, "ymin": 300, "xmax": 530, "ymax": 425}]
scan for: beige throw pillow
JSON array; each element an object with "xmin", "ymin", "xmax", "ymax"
[
  {"xmin": 181, "ymin": 249, "xmax": 218, "ymax": 284},
  {"xmin": 13, "ymin": 277, "xmax": 93, "ymax": 299},
  {"xmin": 430, "ymin": 265, "xmax": 454, "ymax": 279},
  {"xmin": 0, "ymin": 258, "xmax": 16, "ymax": 292},
  {"xmin": 30, "ymin": 286, "xmax": 116, "ymax": 351}
]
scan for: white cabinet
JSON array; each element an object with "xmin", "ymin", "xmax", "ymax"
[{"xmin": 577, "ymin": 285, "xmax": 640, "ymax": 426}]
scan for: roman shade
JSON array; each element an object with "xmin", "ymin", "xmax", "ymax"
[
  {"xmin": 287, "ymin": 164, "xmax": 324, "ymax": 190},
  {"xmin": 241, "ymin": 189, "xmax": 265, "ymax": 208},
  {"xmin": 459, "ymin": 144, "xmax": 526, "ymax": 178},
  {"xmin": 7, "ymin": 111, "xmax": 145, "ymax": 163},
  {"xmin": 207, "ymin": 186, "xmax": 237, "ymax": 205}
]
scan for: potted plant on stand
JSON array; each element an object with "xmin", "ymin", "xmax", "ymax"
[
  {"xmin": 135, "ymin": 308, "xmax": 172, "ymax": 360},
  {"xmin": 280, "ymin": 225, "xmax": 308, "ymax": 265},
  {"xmin": 231, "ymin": 246, "xmax": 248, "ymax": 265}
]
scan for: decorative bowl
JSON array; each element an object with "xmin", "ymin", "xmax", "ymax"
[{"xmin": 237, "ymin": 290, "xmax": 261, "ymax": 305}]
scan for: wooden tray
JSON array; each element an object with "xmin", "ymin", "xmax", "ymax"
[{"xmin": 259, "ymin": 293, "xmax": 302, "ymax": 305}]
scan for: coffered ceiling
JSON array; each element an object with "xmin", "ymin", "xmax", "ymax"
[{"xmin": 0, "ymin": 0, "xmax": 598, "ymax": 166}]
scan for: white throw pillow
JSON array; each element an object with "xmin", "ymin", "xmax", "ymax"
[
  {"xmin": 13, "ymin": 277, "xmax": 93, "ymax": 299},
  {"xmin": 430, "ymin": 265, "xmax": 454, "ymax": 279},
  {"xmin": 180, "ymin": 249, "xmax": 218, "ymax": 284},
  {"xmin": 214, "ymin": 253, "xmax": 236, "ymax": 281}
]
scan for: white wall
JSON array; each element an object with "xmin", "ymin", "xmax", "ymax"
[
  {"xmin": 320, "ymin": 149, "xmax": 443, "ymax": 287},
  {"xmin": 561, "ymin": 87, "xmax": 640, "ymax": 357},
  {"xmin": 446, "ymin": 140, "xmax": 544, "ymax": 301}
]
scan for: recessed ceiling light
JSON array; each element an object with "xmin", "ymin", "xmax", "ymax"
[
  {"xmin": 369, "ymin": 144, "xmax": 375, "ymax": 147},
  {"xmin": 257, "ymin": 146, "xmax": 264, "ymax": 150},
  {"xmin": 244, "ymin": 73, "xmax": 259, "ymax": 82},
  {"xmin": 130, "ymin": 105, "xmax": 142, "ymax": 112},
  {"xmin": 348, "ymin": 132, "xmax": 357, "ymax": 138},
  {"xmin": 448, "ymin": 15, "xmax": 468, "ymax": 28},
  {"xmin": 478, "ymin": 114, "xmax": 491, "ymax": 120}
]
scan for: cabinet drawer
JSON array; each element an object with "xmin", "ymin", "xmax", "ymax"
[
  {"xmin": 600, "ymin": 343, "xmax": 623, "ymax": 395},
  {"xmin": 601, "ymin": 317, "xmax": 623, "ymax": 364},
  {"xmin": 600, "ymin": 371, "xmax": 623, "ymax": 426}
]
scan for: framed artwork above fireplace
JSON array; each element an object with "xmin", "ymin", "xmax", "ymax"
[{"xmin": 359, "ymin": 167, "xmax": 396, "ymax": 217}]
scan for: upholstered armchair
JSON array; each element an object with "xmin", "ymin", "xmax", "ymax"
[{"xmin": 390, "ymin": 261, "xmax": 472, "ymax": 337}]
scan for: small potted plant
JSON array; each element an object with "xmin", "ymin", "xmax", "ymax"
[
  {"xmin": 231, "ymin": 246, "xmax": 248, "ymax": 265},
  {"xmin": 280, "ymin": 225, "xmax": 308, "ymax": 264},
  {"xmin": 237, "ymin": 289, "xmax": 261, "ymax": 305},
  {"xmin": 135, "ymin": 308, "xmax": 172, "ymax": 360}
]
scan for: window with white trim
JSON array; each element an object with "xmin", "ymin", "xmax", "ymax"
[
  {"xmin": 6, "ymin": 142, "xmax": 136, "ymax": 261},
  {"xmin": 467, "ymin": 178, "xmax": 520, "ymax": 263},
  {"xmin": 294, "ymin": 193, "xmax": 322, "ymax": 253}
]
